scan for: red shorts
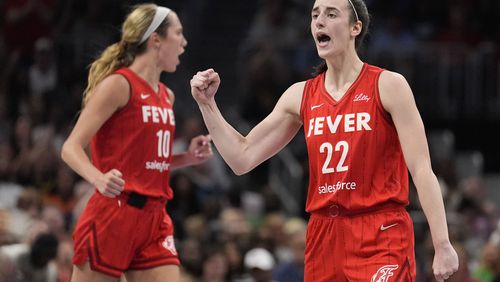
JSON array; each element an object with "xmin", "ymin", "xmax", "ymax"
[
  {"xmin": 305, "ymin": 204, "xmax": 416, "ymax": 282},
  {"xmin": 72, "ymin": 192, "xmax": 179, "ymax": 278}
]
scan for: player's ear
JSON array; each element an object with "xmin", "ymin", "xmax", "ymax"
[
  {"xmin": 351, "ymin": 20, "xmax": 362, "ymax": 37},
  {"xmin": 149, "ymin": 32, "xmax": 161, "ymax": 50}
]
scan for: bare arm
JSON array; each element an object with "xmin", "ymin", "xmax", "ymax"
[
  {"xmin": 60, "ymin": 75, "xmax": 127, "ymax": 198},
  {"xmin": 379, "ymin": 71, "xmax": 458, "ymax": 281},
  {"xmin": 164, "ymin": 87, "xmax": 213, "ymax": 169},
  {"xmin": 191, "ymin": 69, "xmax": 303, "ymax": 175}
]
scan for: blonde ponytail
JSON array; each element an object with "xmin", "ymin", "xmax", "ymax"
[
  {"xmin": 83, "ymin": 42, "xmax": 132, "ymax": 106},
  {"xmin": 81, "ymin": 3, "xmax": 169, "ymax": 106}
]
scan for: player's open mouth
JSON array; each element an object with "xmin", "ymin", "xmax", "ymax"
[{"xmin": 316, "ymin": 33, "xmax": 331, "ymax": 47}]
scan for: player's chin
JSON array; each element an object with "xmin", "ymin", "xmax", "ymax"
[
  {"xmin": 163, "ymin": 59, "xmax": 180, "ymax": 72},
  {"xmin": 316, "ymin": 49, "xmax": 330, "ymax": 59},
  {"xmin": 164, "ymin": 65, "xmax": 177, "ymax": 73}
]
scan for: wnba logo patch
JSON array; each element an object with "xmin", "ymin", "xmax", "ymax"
[
  {"xmin": 371, "ymin": 264, "xmax": 399, "ymax": 282},
  {"xmin": 161, "ymin": 235, "xmax": 177, "ymax": 255}
]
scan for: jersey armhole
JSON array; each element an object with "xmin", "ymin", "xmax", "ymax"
[
  {"xmin": 299, "ymin": 80, "xmax": 311, "ymax": 120},
  {"xmin": 112, "ymin": 70, "xmax": 133, "ymax": 115},
  {"xmin": 162, "ymin": 83, "xmax": 174, "ymax": 105},
  {"xmin": 374, "ymin": 70, "xmax": 393, "ymax": 124}
]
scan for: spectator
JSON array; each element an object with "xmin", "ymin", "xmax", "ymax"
[
  {"xmin": 447, "ymin": 243, "xmax": 480, "ymax": 282},
  {"xmin": 28, "ymin": 37, "xmax": 57, "ymax": 98},
  {"xmin": 240, "ymin": 247, "xmax": 276, "ymax": 282},
  {"xmin": 201, "ymin": 246, "xmax": 230, "ymax": 282},
  {"xmin": 0, "ymin": 232, "xmax": 59, "ymax": 282},
  {"xmin": 43, "ymin": 164, "xmax": 77, "ymax": 231},
  {"xmin": 473, "ymin": 243, "xmax": 499, "ymax": 282},
  {"xmin": 1, "ymin": 0, "xmax": 57, "ymax": 59},
  {"xmin": 5, "ymin": 187, "xmax": 42, "ymax": 239},
  {"xmin": 272, "ymin": 218, "xmax": 306, "ymax": 282}
]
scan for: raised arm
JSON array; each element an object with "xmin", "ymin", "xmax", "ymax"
[
  {"xmin": 164, "ymin": 87, "xmax": 213, "ymax": 169},
  {"xmin": 191, "ymin": 69, "xmax": 304, "ymax": 175},
  {"xmin": 378, "ymin": 70, "xmax": 458, "ymax": 281},
  {"xmin": 60, "ymin": 75, "xmax": 127, "ymax": 198}
]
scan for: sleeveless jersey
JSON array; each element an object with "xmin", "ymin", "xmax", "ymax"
[
  {"xmin": 90, "ymin": 67, "xmax": 175, "ymax": 199},
  {"xmin": 300, "ymin": 63, "xmax": 409, "ymax": 213}
]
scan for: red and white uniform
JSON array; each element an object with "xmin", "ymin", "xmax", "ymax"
[
  {"xmin": 91, "ymin": 67, "xmax": 176, "ymax": 199},
  {"xmin": 301, "ymin": 63, "xmax": 408, "ymax": 213},
  {"xmin": 73, "ymin": 67, "xmax": 179, "ymax": 277},
  {"xmin": 301, "ymin": 63, "xmax": 416, "ymax": 281}
]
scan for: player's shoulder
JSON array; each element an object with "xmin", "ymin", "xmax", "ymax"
[
  {"xmin": 379, "ymin": 70, "xmax": 408, "ymax": 90},
  {"xmin": 280, "ymin": 81, "xmax": 307, "ymax": 105},
  {"xmin": 276, "ymin": 81, "xmax": 308, "ymax": 116},
  {"xmin": 378, "ymin": 69, "xmax": 414, "ymax": 112},
  {"xmin": 91, "ymin": 74, "xmax": 131, "ymax": 108},
  {"xmin": 100, "ymin": 73, "xmax": 130, "ymax": 91},
  {"xmin": 285, "ymin": 80, "xmax": 307, "ymax": 95}
]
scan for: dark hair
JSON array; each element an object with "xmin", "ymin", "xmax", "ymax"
[{"xmin": 313, "ymin": 0, "xmax": 370, "ymax": 76}]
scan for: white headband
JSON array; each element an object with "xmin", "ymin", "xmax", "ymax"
[
  {"xmin": 347, "ymin": 0, "xmax": 359, "ymax": 22},
  {"xmin": 139, "ymin": 7, "xmax": 171, "ymax": 44}
]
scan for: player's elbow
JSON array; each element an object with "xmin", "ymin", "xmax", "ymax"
[
  {"xmin": 231, "ymin": 163, "xmax": 252, "ymax": 176},
  {"xmin": 229, "ymin": 157, "xmax": 258, "ymax": 176},
  {"xmin": 60, "ymin": 141, "xmax": 69, "ymax": 163},
  {"xmin": 226, "ymin": 143, "xmax": 256, "ymax": 175},
  {"xmin": 232, "ymin": 168, "xmax": 246, "ymax": 176},
  {"xmin": 60, "ymin": 140, "xmax": 74, "ymax": 165}
]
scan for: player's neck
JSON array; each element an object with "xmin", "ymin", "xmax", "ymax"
[
  {"xmin": 324, "ymin": 54, "xmax": 364, "ymax": 91},
  {"xmin": 129, "ymin": 57, "xmax": 161, "ymax": 93}
]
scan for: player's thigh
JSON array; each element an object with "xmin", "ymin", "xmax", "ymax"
[
  {"xmin": 125, "ymin": 264, "xmax": 180, "ymax": 282},
  {"xmin": 71, "ymin": 262, "xmax": 119, "ymax": 282}
]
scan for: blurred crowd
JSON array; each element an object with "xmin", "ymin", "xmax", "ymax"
[{"xmin": 0, "ymin": 0, "xmax": 499, "ymax": 281}]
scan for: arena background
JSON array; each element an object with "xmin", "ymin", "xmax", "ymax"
[{"xmin": 0, "ymin": 0, "xmax": 499, "ymax": 281}]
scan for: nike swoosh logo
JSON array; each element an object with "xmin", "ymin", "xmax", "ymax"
[
  {"xmin": 311, "ymin": 103, "xmax": 324, "ymax": 110},
  {"xmin": 141, "ymin": 93, "xmax": 150, "ymax": 99},
  {"xmin": 380, "ymin": 223, "xmax": 398, "ymax": 231}
]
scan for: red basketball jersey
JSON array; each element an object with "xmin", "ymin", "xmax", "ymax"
[
  {"xmin": 300, "ymin": 63, "xmax": 409, "ymax": 213},
  {"xmin": 90, "ymin": 67, "xmax": 175, "ymax": 199}
]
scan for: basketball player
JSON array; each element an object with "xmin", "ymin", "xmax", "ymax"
[
  {"xmin": 61, "ymin": 4, "xmax": 212, "ymax": 282},
  {"xmin": 190, "ymin": 0, "xmax": 458, "ymax": 281}
]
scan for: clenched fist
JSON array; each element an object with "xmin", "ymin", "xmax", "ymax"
[{"xmin": 190, "ymin": 69, "xmax": 221, "ymax": 105}]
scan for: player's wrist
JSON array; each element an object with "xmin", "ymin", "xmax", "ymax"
[
  {"xmin": 433, "ymin": 238, "xmax": 452, "ymax": 250},
  {"xmin": 197, "ymin": 98, "xmax": 216, "ymax": 107},
  {"xmin": 197, "ymin": 100, "xmax": 219, "ymax": 114}
]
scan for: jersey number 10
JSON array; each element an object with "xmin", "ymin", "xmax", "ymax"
[{"xmin": 156, "ymin": 129, "xmax": 171, "ymax": 158}]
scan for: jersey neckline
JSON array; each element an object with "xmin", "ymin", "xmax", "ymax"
[
  {"xmin": 320, "ymin": 62, "xmax": 368, "ymax": 106},
  {"xmin": 120, "ymin": 67, "xmax": 163, "ymax": 96}
]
